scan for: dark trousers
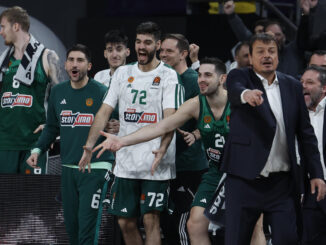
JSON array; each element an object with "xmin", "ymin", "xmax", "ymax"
[
  {"xmin": 225, "ymin": 173, "xmax": 299, "ymax": 245},
  {"xmin": 302, "ymin": 186, "xmax": 326, "ymax": 245}
]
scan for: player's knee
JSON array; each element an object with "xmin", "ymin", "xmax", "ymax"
[
  {"xmin": 143, "ymin": 211, "xmax": 160, "ymax": 232},
  {"xmin": 118, "ymin": 217, "xmax": 138, "ymax": 234}
]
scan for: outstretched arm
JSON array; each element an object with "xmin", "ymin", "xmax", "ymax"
[{"xmin": 93, "ymin": 97, "xmax": 199, "ymax": 157}]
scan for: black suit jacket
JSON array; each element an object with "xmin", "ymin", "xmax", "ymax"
[
  {"xmin": 221, "ymin": 68, "xmax": 323, "ymax": 193},
  {"xmin": 302, "ymin": 106, "xmax": 326, "ymax": 212}
]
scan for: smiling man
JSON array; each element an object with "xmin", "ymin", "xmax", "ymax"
[
  {"xmin": 79, "ymin": 21, "xmax": 184, "ymax": 245},
  {"xmin": 222, "ymin": 33, "xmax": 326, "ymax": 245},
  {"xmin": 27, "ymin": 44, "xmax": 114, "ymax": 244},
  {"xmin": 159, "ymin": 33, "xmax": 208, "ymax": 245},
  {"xmin": 94, "ymin": 29, "xmax": 130, "ymax": 87},
  {"xmin": 91, "ymin": 57, "xmax": 228, "ymax": 245}
]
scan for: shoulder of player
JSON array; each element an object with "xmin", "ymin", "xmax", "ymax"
[
  {"xmin": 94, "ymin": 69, "xmax": 110, "ymax": 80},
  {"xmin": 88, "ymin": 78, "xmax": 108, "ymax": 92}
]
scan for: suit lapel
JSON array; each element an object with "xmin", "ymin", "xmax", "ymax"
[
  {"xmin": 278, "ymin": 73, "xmax": 290, "ymax": 132},
  {"xmin": 249, "ymin": 70, "xmax": 276, "ymax": 128},
  {"xmin": 323, "ymin": 109, "xmax": 326, "ymax": 165}
]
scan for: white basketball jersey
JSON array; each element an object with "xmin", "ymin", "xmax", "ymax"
[{"xmin": 103, "ymin": 62, "xmax": 184, "ymax": 180}]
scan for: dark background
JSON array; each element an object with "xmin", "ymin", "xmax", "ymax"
[{"xmin": 1, "ymin": 0, "xmax": 326, "ymax": 77}]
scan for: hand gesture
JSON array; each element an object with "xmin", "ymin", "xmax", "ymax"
[
  {"xmin": 243, "ymin": 89, "xmax": 264, "ymax": 107},
  {"xmin": 151, "ymin": 148, "xmax": 166, "ymax": 175},
  {"xmin": 27, "ymin": 153, "xmax": 40, "ymax": 169},
  {"xmin": 223, "ymin": 1, "xmax": 235, "ymax": 15},
  {"xmin": 189, "ymin": 43, "xmax": 200, "ymax": 63},
  {"xmin": 177, "ymin": 128, "xmax": 196, "ymax": 146},
  {"xmin": 78, "ymin": 146, "xmax": 93, "ymax": 173},
  {"xmin": 93, "ymin": 131, "xmax": 124, "ymax": 158},
  {"xmin": 310, "ymin": 178, "xmax": 326, "ymax": 201}
]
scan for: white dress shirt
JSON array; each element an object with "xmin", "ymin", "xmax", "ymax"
[
  {"xmin": 309, "ymin": 97, "xmax": 326, "ymax": 180},
  {"xmin": 241, "ymin": 72, "xmax": 290, "ymax": 177}
]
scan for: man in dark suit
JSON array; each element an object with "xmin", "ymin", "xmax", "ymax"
[
  {"xmin": 221, "ymin": 33, "xmax": 326, "ymax": 245},
  {"xmin": 301, "ymin": 65, "xmax": 326, "ymax": 244}
]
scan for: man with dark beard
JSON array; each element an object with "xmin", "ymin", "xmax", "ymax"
[
  {"xmin": 79, "ymin": 21, "xmax": 184, "ymax": 245},
  {"xmin": 301, "ymin": 65, "xmax": 326, "ymax": 244},
  {"xmin": 27, "ymin": 44, "xmax": 114, "ymax": 244}
]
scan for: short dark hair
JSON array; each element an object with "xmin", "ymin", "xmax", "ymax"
[
  {"xmin": 249, "ymin": 33, "xmax": 278, "ymax": 55},
  {"xmin": 311, "ymin": 50, "xmax": 326, "ymax": 57},
  {"xmin": 235, "ymin": 41, "xmax": 249, "ymax": 57},
  {"xmin": 0, "ymin": 6, "xmax": 30, "ymax": 32},
  {"xmin": 305, "ymin": 65, "xmax": 326, "ymax": 86},
  {"xmin": 136, "ymin": 21, "xmax": 161, "ymax": 41},
  {"xmin": 66, "ymin": 44, "xmax": 92, "ymax": 62},
  {"xmin": 200, "ymin": 57, "xmax": 226, "ymax": 75},
  {"xmin": 264, "ymin": 19, "xmax": 285, "ymax": 33},
  {"xmin": 104, "ymin": 29, "xmax": 128, "ymax": 47},
  {"xmin": 162, "ymin": 33, "xmax": 190, "ymax": 53},
  {"xmin": 253, "ymin": 18, "xmax": 269, "ymax": 30}
]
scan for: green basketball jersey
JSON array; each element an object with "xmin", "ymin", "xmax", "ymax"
[
  {"xmin": 36, "ymin": 79, "xmax": 114, "ymax": 165},
  {"xmin": 176, "ymin": 68, "xmax": 208, "ymax": 171},
  {"xmin": 0, "ymin": 54, "xmax": 50, "ymax": 150},
  {"xmin": 197, "ymin": 94, "xmax": 230, "ymax": 166}
]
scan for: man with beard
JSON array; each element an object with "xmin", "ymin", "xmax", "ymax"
[
  {"xmin": 301, "ymin": 65, "xmax": 326, "ymax": 244},
  {"xmin": 91, "ymin": 57, "xmax": 229, "ymax": 245},
  {"xmin": 79, "ymin": 21, "xmax": 184, "ymax": 245},
  {"xmin": 221, "ymin": 33, "xmax": 326, "ymax": 245},
  {"xmin": 27, "ymin": 44, "xmax": 114, "ymax": 244},
  {"xmin": 0, "ymin": 6, "xmax": 62, "ymax": 174},
  {"xmin": 159, "ymin": 33, "xmax": 208, "ymax": 245}
]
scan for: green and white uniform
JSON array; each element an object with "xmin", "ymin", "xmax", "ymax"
[
  {"xmin": 192, "ymin": 94, "xmax": 230, "ymax": 208},
  {"xmin": 103, "ymin": 62, "xmax": 184, "ymax": 217},
  {"xmin": 0, "ymin": 54, "xmax": 49, "ymax": 174},
  {"xmin": 104, "ymin": 62, "xmax": 184, "ymax": 180},
  {"xmin": 34, "ymin": 79, "xmax": 114, "ymax": 244},
  {"xmin": 166, "ymin": 68, "xmax": 209, "ymax": 244}
]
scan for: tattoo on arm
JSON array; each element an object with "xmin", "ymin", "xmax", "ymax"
[{"xmin": 47, "ymin": 50, "xmax": 66, "ymax": 85}]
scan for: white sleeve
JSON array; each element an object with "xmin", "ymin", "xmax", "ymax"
[
  {"xmin": 162, "ymin": 71, "xmax": 185, "ymax": 110},
  {"xmin": 103, "ymin": 70, "xmax": 119, "ymax": 108}
]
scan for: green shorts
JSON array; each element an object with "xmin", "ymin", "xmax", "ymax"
[
  {"xmin": 0, "ymin": 150, "xmax": 48, "ymax": 174},
  {"xmin": 108, "ymin": 177, "xmax": 169, "ymax": 218},
  {"xmin": 191, "ymin": 163, "xmax": 223, "ymax": 208}
]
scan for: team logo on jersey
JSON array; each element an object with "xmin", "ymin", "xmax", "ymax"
[
  {"xmin": 124, "ymin": 108, "xmax": 157, "ymax": 124},
  {"xmin": 204, "ymin": 115, "xmax": 212, "ymax": 123},
  {"xmin": 140, "ymin": 193, "xmax": 146, "ymax": 204},
  {"xmin": 128, "ymin": 76, "xmax": 134, "ymax": 83},
  {"xmin": 1, "ymin": 92, "xmax": 33, "ymax": 108},
  {"xmin": 86, "ymin": 98, "xmax": 93, "ymax": 107},
  {"xmin": 60, "ymin": 110, "xmax": 94, "ymax": 128},
  {"xmin": 152, "ymin": 76, "xmax": 161, "ymax": 86},
  {"xmin": 207, "ymin": 147, "xmax": 221, "ymax": 162}
]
